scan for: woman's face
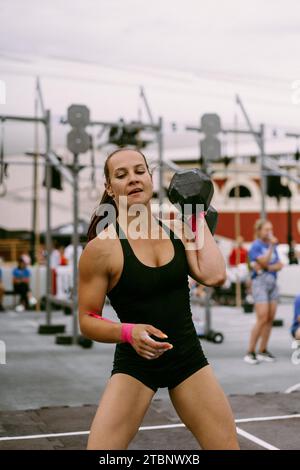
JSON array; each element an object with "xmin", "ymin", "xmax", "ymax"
[
  {"xmin": 105, "ymin": 150, "xmax": 153, "ymax": 209},
  {"xmin": 259, "ymin": 222, "xmax": 273, "ymax": 241}
]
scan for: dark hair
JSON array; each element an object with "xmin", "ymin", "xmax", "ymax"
[{"xmin": 87, "ymin": 148, "xmax": 150, "ymax": 241}]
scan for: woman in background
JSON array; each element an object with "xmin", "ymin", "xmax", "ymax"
[{"xmin": 244, "ymin": 219, "xmax": 283, "ymax": 365}]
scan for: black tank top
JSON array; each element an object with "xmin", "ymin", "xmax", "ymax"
[{"xmin": 107, "ymin": 218, "xmax": 197, "ymax": 352}]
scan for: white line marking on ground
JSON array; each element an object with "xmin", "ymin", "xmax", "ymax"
[
  {"xmin": 139, "ymin": 424, "xmax": 184, "ymax": 431},
  {"xmin": 0, "ymin": 425, "xmax": 185, "ymax": 441},
  {"xmin": 0, "ymin": 431, "xmax": 90, "ymax": 441},
  {"xmin": 0, "ymin": 414, "xmax": 299, "ymax": 442},
  {"xmin": 236, "ymin": 414, "xmax": 300, "ymax": 423},
  {"xmin": 236, "ymin": 427, "xmax": 279, "ymax": 450},
  {"xmin": 284, "ymin": 383, "xmax": 300, "ymax": 394}
]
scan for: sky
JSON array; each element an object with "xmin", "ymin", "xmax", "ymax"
[
  {"xmin": 1, "ymin": 0, "xmax": 300, "ymax": 230},
  {"xmin": 1, "ymin": 0, "xmax": 300, "ymax": 132}
]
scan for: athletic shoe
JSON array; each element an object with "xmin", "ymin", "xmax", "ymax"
[
  {"xmin": 244, "ymin": 352, "xmax": 260, "ymax": 365},
  {"xmin": 15, "ymin": 304, "xmax": 25, "ymax": 313},
  {"xmin": 245, "ymin": 294, "xmax": 254, "ymax": 304},
  {"xmin": 291, "ymin": 340, "xmax": 300, "ymax": 350},
  {"xmin": 257, "ymin": 350, "xmax": 276, "ymax": 362},
  {"xmin": 29, "ymin": 296, "xmax": 37, "ymax": 307},
  {"xmin": 291, "ymin": 349, "xmax": 300, "ymax": 365}
]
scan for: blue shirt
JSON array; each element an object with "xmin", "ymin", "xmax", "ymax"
[
  {"xmin": 0, "ymin": 268, "xmax": 2, "ymax": 281},
  {"xmin": 12, "ymin": 267, "xmax": 30, "ymax": 280},
  {"xmin": 249, "ymin": 239, "xmax": 280, "ymax": 279},
  {"xmin": 291, "ymin": 295, "xmax": 300, "ymax": 335}
]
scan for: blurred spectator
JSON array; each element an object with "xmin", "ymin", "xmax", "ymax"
[
  {"xmin": 20, "ymin": 250, "xmax": 32, "ymax": 266},
  {"xmin": 0, "ymin": 267, "xmax": 5, "ymax": 312},
  {"xmin": 291, "ymin": 294, "xmax": 300, "ymax": 340},
  {"xmin": 59, "ymin": 246, "xmax": 68, "ymax": 266},
  {"xmin": 50, "ymin": 242, "xmax": 70, "ymax": 268},
  {"xmin": 244, "ymin": 219, "xmax": 283, "ymax": 365},
  {"xmin": 229, "ymin": 236, "xmax": 248, "ymax": 266},
  {"xmin": 64, "ymin": 243, "xmax": 83, "ymax": 265},
  {"xmin": 12, "ymin": 258, "xmax": 36, "ymax": 312},
  {"xmin": 50, "ymin": 241, "xmax": 61, "ymax": 269},
  {"xmin": 194, "ymin": 283, "xmax": 206, "ymax": 299},
  {"xmin": 189, "ymin": 277, "xmax": 206, "ymax": 300}
]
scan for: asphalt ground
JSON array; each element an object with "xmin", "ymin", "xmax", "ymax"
[{"xmin": 0, "ymin": 302, "xmax": 299, "ymax": 450}]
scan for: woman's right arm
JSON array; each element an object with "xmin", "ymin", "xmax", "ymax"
[{"xmin": 78, "ymin": 239, "xmax": 122, "ymax": 343}]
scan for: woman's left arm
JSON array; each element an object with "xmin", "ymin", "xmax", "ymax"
[
  {"xmin": 267, "ymin": 262, "xmax": 283, "ymax": 272},
  {"xmin": 175, "ymin": 217, "xmax": 226, "ymax": 286}
]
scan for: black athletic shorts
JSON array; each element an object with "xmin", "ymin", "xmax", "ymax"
[{"xmin": 111, "ymin": 337, "xmax": 209, "ymax": 393}]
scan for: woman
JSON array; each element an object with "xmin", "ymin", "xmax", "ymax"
[
  {"xmin": 291, "ymin": 294, "xmax": 300, "ymax": 341},
  {"xmin": 245, "ymin": 219, "xmax": 283, "ymax": 365},
  {"xmin": 78, "ymin": 148, "xmax": 239, "ymax": 450}
]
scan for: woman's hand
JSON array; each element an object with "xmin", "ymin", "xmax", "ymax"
[
  {"xmin": 267, "ymin": 232, "xmax": 278, "ymax": 245},
  {"xmin": 250, "ymin": 261, "xmax": 263, "ymax": 274},
  {"xmin": 131, "ymin": 324, "xmax": 173, "ymax": 360},
  {"xmin": 270, "ymin": 236, "xmax": 278, "ymax": 245}
]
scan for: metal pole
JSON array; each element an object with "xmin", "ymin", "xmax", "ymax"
[
  {"xmin": 72, "ymin": 153, "xmax": 79, "ymax": 344},
  {"xmin": 158, "ymin": 117, "xmax": 164, "ymax": 208},
  {"xmin": 140, "ymin": 86, "xmax": 154, "ymax": 125},
  {"xmin": 60, "ymin": 117, "xmax": 159, "ymax": 132},
  {"xmin": 31, "ymin": 153, "xmax": 38, "ymax": 265},
  {"xmin": 260, "ymin": 124, "xmax": 266, "ymax": 219},
  {"xmin": 36, "ymin": 77, "xmax": 46, "ymax": 117},
  {"xmin": 0, "ymin": 115, "xmax": 45, "ymax": 124},
  {"xmin": 200, "ymin": 140, "xmax": 208, "ymax": 174},
  {"xmin": 287, "ymin": 195, "xmax": 293, "ymax": 264},
  {"xmin": 235, "ymin": 95, "xmax": 267, "ymax": 218},
  {"xmin": 45, "ymin": 110, "xmax": 52, "ymax": 325},
  {"xmin": 31, "ymin": 91, "xmax": 39, "ymax": 265},
  {"xmin": 204, "ymin": 288, "xmax": 212, "ymax": 336},
  {"xmin": 233, "ymin": 113, "xmax": 242, "ymax": 308},
  {"xmin": 235, "ymin": 95, "xmax": 262, "ymax": 149}
]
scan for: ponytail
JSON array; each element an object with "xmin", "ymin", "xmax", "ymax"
[{"xmin": 87, "ymin": 191, "xmax": 118, "ymax": 241}]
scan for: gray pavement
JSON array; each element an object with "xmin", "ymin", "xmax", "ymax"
[
  {"xmin": 0, "ymin": 302, "xmax": 298, "ymax": 410},
  {"xmin": 0, "ymin": 302, "xmax": 299, "ymax": 450},
  {"xmin": 0, "ymin": 393, "xmax": 299, "ymax": 450}
]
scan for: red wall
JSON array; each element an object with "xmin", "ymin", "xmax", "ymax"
[{"xmin": 217, "ymin": 212, "xmax": 300, "ymax": 243}]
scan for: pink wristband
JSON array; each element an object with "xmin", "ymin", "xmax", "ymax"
[
  {"xmin": 190, "ymin": 211, "xmax": 206, "ymax": 233},
  {"xmin": 86, "ymin": 312, "xmax": 134, "ymax": 344},
  {"xmin": 86, "ymin": 311, "xmax": 114, "ymax": 322},
  {"xmin": 121, "ymin": 323, "xmax": 135, "ymax": 344}
]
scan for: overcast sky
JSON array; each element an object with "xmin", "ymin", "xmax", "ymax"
[
  {"xmin": 1, "ymin": 0, "xmax": 300, "ymax": 74},
  {"xmin": 0, "ymin": 0, "xmax": 300, "ymax": 125},
  {"xmin": 1, "ymin": 0, "xmax": 300, "ymax": 229},
  {"xmin": 1, "ymin": 0, "xmax": 300, "ymax": 141}
]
